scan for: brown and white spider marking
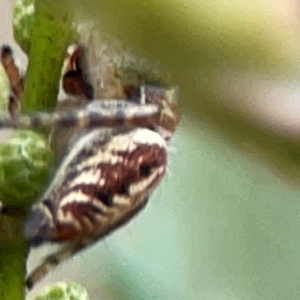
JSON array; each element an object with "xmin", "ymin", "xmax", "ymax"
[{"xmin": 0, "ymin": 45, "xmax": 180, "ymax": 290}]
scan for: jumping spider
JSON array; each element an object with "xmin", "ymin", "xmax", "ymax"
[{"xmin": 0, "ymin": 44, "xmax": 180, "ymax": 290}]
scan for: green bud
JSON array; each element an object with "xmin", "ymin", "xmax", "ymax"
[
  {"xmin": 0, "ymin": 129, "xmax": 53, "ymax": 207},
  {"xmin": 34, "ymin": 282, "xmax": 90, "ymax": 300}
]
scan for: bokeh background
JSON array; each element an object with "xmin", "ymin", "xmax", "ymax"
[{"xmin": 3, "ymin": 1, "xmax": 300, "ymax": 299}]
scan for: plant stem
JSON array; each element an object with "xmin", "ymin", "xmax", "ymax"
[
  {"xmin": 22, "ymin": 0, "xmax": 75, "ymax": 112},
  {"xmin": 0, "ymin": 1, "xmax": 75, "ymax": 299},
  {"xmin": 0, "ymin": 213, "xmax": 28, "ymax": 300}
]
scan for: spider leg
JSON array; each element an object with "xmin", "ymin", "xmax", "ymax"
[
  {"xmin": 26, "ymin": 241, "xmax": 86, "ymax": 290},
  {"xmin": 26, "ymin": 197, "xmax": 151, "ymax": 290},
  {"xmin": 0, "ymin": 100, "xmax": 160, "ymax": 129}
]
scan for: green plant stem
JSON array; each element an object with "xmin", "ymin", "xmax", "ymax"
[
  {"xmin": 0, "ymin": 1, "xmax": 76, "ymax": 299},
  {"xmin": 22, "ymin": 0, "xmax": 75, "ymax": 112},
  {"xmin": 0, "ymin": 214, "xmax": 28, "ymax": 300}
]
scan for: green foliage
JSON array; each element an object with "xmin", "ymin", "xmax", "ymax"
[
  {"xmin": 34, "ymin": 282, "xmax": 90, "ymax": 300},
  {"xmin": 0, "ymin": 130, "xmax": 53, "ymax": 207}
]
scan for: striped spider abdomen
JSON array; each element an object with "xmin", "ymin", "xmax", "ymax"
[{"xmin": 25, "ymin": 127, "xmax": 167, "ymax": 245}]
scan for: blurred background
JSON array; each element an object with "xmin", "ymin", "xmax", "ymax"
[{"xmin": 3, "ymin": 0, "xmax": 300, "ymax": 299}]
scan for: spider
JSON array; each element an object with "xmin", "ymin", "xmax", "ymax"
[{"xmin": 0, "ymin": 44, "xmax": 180, "ymax": 290}]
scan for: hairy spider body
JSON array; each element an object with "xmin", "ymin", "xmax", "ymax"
[
  {"xmin": 2, "ymin": 38, "xmax": 181, "ymax": 292},
  {"xmin": 20, "ymin": 84, "xmax": 180, "ymax": 289},
  {"xmin": 24, "ymin": 85, "xmax": 177, "ymax": 245}
]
